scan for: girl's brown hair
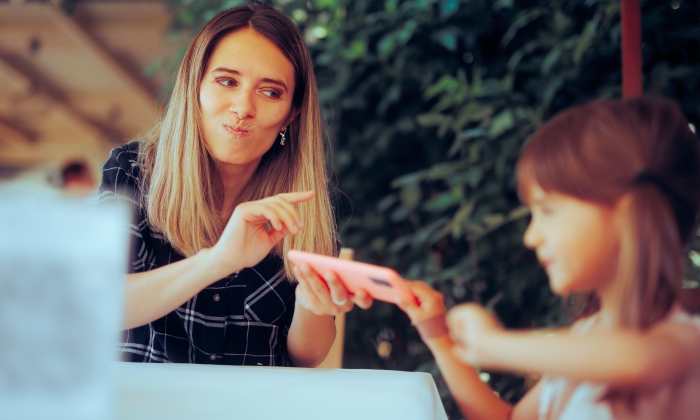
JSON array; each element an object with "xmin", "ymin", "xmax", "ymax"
[
  {"xmin": 517, "ymin": 97, "xmax": 700, "ymax": 329},
  {"xmin": 139, "ymin": 2, "xmax": 338, "ymax": 279}
]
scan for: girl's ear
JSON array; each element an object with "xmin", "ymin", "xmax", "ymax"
[
  {"xmin": 611, "ymin": 193, "xmax": 634, "ymax": 245},
  {"xmin": 612, "ymin": 193, "xmax": 634, "ymax": 225}
]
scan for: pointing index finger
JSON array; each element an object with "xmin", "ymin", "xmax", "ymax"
[{"xmin": 278, "ymin": 191, "xmax": 315, "ymax": 204}]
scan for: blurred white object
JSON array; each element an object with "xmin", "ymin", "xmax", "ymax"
[
  {"xmin": 0, "ymin": 191, "xmax": 128, "ymax": 420},
  {"xmin": 114, "ymin": 363, "xmax": 448, "ymax": 420}
]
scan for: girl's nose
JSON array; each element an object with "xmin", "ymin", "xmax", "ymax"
[
  {"xmin": 523, "ymin": 219, "xmax": 541, "ymax": 250},
  {"xmin": 229, "ymin": 89, "xmax": 255, "ymax": 119}
]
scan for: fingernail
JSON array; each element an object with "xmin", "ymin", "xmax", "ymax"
[
  {"xmin": 325, "ymin": 272, "xmax": 335, "ymax": 281},
  {"xmin": 297, "ymin": 220, "xmax": 304, "ymax": 228},
  {"xmin": 301, "ymin": 264, "xmax": 311, "ymax": 274}
]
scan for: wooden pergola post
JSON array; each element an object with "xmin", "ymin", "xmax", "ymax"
[{"xmin": 621, "ymin": 0, "xmax": 643, "ymax": 97}]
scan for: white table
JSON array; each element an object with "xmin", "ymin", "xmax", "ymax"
[{"xmin": 113, "ymin": 363, "xmax": 448, "ymax": 420}]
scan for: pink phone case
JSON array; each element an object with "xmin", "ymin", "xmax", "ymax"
[{"xmin": 287, "ymin": 250, "xmax": 415, "ymax": 304}]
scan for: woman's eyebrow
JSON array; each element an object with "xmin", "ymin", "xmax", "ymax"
[{"xmin": 211, "ymin": 67, "xmax": 288, "ymax": 92}]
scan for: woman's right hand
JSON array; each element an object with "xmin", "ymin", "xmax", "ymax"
[
  {"xmin": 292, "ymin": 263, "xmax": 374, "ymax": 316},
  {"xmin": 207, "ymin": 191, "xmax": 315, "ymax": 277}
]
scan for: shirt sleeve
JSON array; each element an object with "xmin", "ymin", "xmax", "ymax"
[{"xmin": 95, "ymin": 143, "xmax": 153, "ymax": 274}]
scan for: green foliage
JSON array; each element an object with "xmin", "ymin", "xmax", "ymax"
[{"xmin": 162, "ymin": 0, "xmax": 700, "ymax": 418}]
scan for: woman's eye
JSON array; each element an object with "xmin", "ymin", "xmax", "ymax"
[
  {"xmin": 261, "ymin": 89, "xmax": 281, "ymax": 99},
  {"xmin": 217, "ymin": 78, "xmax": 237, "ymax": 87}
]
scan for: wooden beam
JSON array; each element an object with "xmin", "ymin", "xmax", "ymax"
[
  {"xmin": 0, "ymin": 55, "xmax": 107, "ymax": 143},
  {"xmin": 0, "ymin": 3, "xmax": 160, "ymax": 140},
  {"xmin": 44, "ymin": 5, "xmax": 158, "ymax": 119},
  {"xmin": 0, "ymin": 116, "xmax": 36, "ymax": 144},
  {"xmin": 621, "ymin": 0, "xmax": 643, "ymax": 97}
]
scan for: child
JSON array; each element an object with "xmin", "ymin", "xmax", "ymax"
[{"xmin": 396, "ymin": 96, "xmax": 700, "ymax": 420}]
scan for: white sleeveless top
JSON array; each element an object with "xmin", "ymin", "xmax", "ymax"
[{"xmin": 538, "ymin": 309, "xmax": 700, "ymax": 420}]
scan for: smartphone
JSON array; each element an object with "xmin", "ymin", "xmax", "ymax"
[{"xmin": 287, "ymin": 250, "xmax": 415, "ymax": 304}]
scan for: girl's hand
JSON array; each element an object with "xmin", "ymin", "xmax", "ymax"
[
  {"xmin": 209, "ymin": 191, "xmax": 315, "ymax": 277},
  {"xmin": 394, "ymin": 281, "xmax": 447, "ymax": 324},
  {"xmin": 448, "ymin": 303, "xmax": 503, "ymax": 365},
  {"xmin": 293, "ymin": 263, "xmax": 374, "ymax": 316}
]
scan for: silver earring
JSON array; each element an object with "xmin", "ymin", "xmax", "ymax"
[{"xmin": 279, "ymin": 129, "xmax": 286, "ymax": 146}]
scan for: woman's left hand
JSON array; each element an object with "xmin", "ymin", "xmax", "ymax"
[
  {"xmin": 293, "ymin": 263, "xmax": 373, "ymax": 316},
  {"xmin": 448, "ymin": 303, "xmax": 503, "ymax": 366}
]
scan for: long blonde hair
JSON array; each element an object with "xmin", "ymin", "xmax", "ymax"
[{"xmin": 139, "ymin": 3, "xmax": 337, "ymax": 280}]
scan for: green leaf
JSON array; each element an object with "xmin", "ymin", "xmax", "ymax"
[
  {"xmin": 493, "ymin": 0, "xmax": 514, "ymax": 10},
  {"xmin": 389, "ymin": 205, "xmax": 410, "ymax": 223},
  {"xmin": 507, "ymin": 40, "xmax": 540, "ymax": 72},
  {"xmin": 573, "ymin": 20, "xmax": 599, "ymax": 65},
  {"xmin": 501, "ymin": 8, "xmax": 549, "ymax": 48},
  {"xmin": 433, "ymin": 27, "xmax": 461, "ymax": 52},
  {"xmin": 506, "ymin": 206, "xmax": 530, "ymax": 221},
  {"xmin": 376, "ymin": 194, "xmax": 397, "ymax": 212},
  {"xmin": 416, "ymin": 113, "xmax": 449, "ymax": 128},
  {"xmin": 391, "ymin": 172, "xmax": 424, "ymax": 188},
  {"xmin": 378, "ymin": 34, "xmax": 397, "ymax": 60},
  {"xmin": 540, "ymin": 75, "xmax": 565, "ymax": 111},
  {"xmin": 399, "ymin": 185, "xmax": 422, "ymax": 210},
  {"xmin": 178, "ymin": 11, "xmax": 194, "ymax": 25},
  {"xmin": 345, "ymin": 40, "xmax": 367, "ymax": 60},
  {"xmin": 453, "ymin": 103, "xmax": 482, "ymax": 132},
  {"xmin": 488, "ymin": 110, "xmax": 515, "ymax": 137},
  {"xmin": 397, "ymin": 21, "xmax": 419, "ymax": 45},
  {"xmin": 690, "ymin": 250, "xmax": 700, "ymax": 267},
  {"xmin": 440, "ymin": 0, "xmax": 459, "ymax": 19},
  {"xmin": 464, "ymin": 167, "xmax": 482, "ymax": 187},
  {"xmin": 422, "ymin": 187, "xmax": 463, "ymax": 212},
  {"xmin": 541, "ymin": 46, "xmax": 562, "ymax": 75},
  {"xmin": 388, "ymin": 234, "xmax": 413, "ymax": 252},
  {"xmin": 424, "ymin": 75, "xmax": 459, "ymax": 100},
  {"xmin": 449, "ymin": 202, "xmax": 475, "ymax": 238},
  {"xmin": 448, "ymin": 127, "xmax": 485, "ymax": 157},
  {"xmin": 481, "ymin": 213, "xmax": 505, "ymax": 228},
  {"xmin": 552, "ymin": 11, "xmax": 570, "ymax": 36}
]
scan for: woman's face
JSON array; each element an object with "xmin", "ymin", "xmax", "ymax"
[
  {"xmin": 523, "ymin": 183, "xmax": 620, "ymax": 295},
  {"xmin": 199, "ymin": 28, "xmax": 296, "ymax": 171}
]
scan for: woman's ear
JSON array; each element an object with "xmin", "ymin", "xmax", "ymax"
[{"xmin": 284, "ymin": 107, "xmax": 301, "ymax": 128}]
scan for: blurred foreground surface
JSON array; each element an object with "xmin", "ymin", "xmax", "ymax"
[{"xmin": 0, "ymin": 188, "xmax": 127, "ymax": 420}]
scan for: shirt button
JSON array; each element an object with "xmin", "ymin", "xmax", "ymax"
[
  {"xmin": 210, "ymin": 354, "xmax": 217, "ymax": 361},
  {"xmin": 213, "ymin": 294, "xmax": 220, "ymax": 302}
]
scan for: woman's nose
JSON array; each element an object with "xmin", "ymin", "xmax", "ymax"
[{"xmin": 228, "ymin": 88, "xmax": 255, "ymax": 119}]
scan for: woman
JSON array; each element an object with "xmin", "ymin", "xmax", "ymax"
[{"xmin": 97, "ymin": 3, "xmax": 367, "ymax": 367}]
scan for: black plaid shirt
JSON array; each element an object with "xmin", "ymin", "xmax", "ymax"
[{"xmin": 97, "ymin": 142, "xmax": 297, "ymax": 366}]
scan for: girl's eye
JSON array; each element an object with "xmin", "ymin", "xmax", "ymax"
[
  {"xmin": 217, "ymin": 78, "xmax": 237, "ymax": 87},
  {"xmin": 261, "ymin": 89, "xmax": 281, "ymax": 99},
  {"xmin": 532, "ymin": 204, "xmax": 552, "ymax": 217}
]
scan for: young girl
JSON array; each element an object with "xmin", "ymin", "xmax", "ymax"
[{"xmin": 396, "ymin": 96, "xmax": 700, "ymax": 419}]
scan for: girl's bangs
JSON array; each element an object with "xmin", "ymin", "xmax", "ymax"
[{"xmin": 516, "ymin": 104, "xmax": 603, "ymax": 205}]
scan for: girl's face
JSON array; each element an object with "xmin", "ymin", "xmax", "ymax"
[
  {"xmin": 523, "ymin": 183, "xmax": 620, "ymax": 295},
  {"xmin": 199, "ymin": 28, "xmax": 297, "ymax": 171}
]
